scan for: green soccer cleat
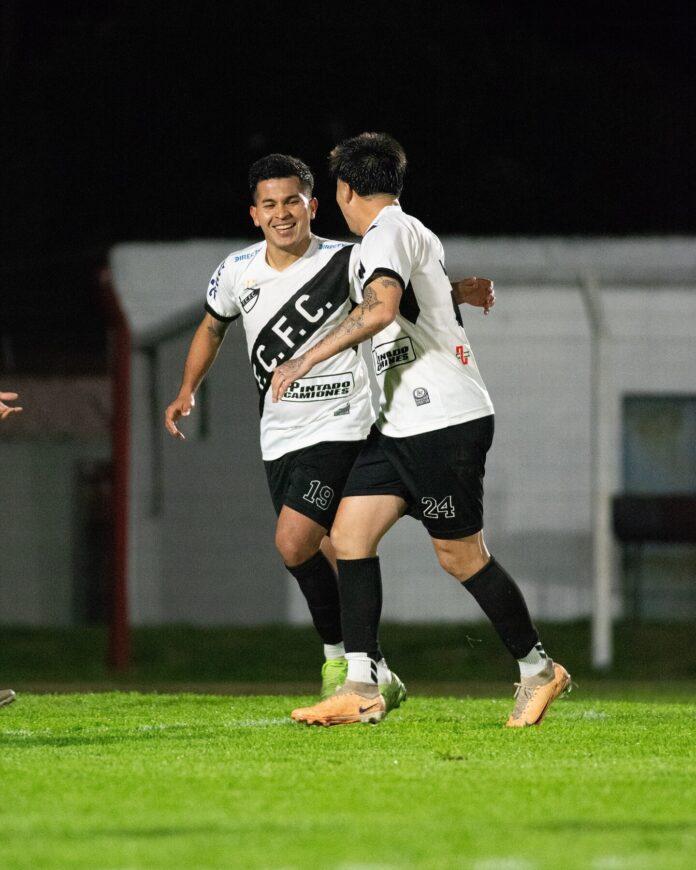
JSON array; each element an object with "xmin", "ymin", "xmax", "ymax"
[
  {"xmin": 380, "ymin": 671, "xmax": 407, "ymax": 713},
  {"xmin": 320, "ymin": 657, "xmax": 348, "ymax": 699}
]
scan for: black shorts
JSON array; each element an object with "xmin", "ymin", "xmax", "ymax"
[
  {"xmin": 342, "ymin": 415, "xmax": 494, "ymax": 540},
  {"xmin": 264, "ymin": 439, "xmax": 365, "ymax": 531}
]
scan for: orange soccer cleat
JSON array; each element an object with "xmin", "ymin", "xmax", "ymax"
[
  {"xmin": 292, "ymin": 688, "xmax": 386, "ymax": 727},
  {"xmin": 506, "ymin": 660, "xmax": 571, "ymax": 727}
]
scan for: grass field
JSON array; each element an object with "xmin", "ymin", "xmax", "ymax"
[
  {"xmin": 2, "ymin": 688, "xmax": 696, "ymax": 870},
  {"xmin": 2, "ymin": 623, "xmax": 695, "ymax": 868}
]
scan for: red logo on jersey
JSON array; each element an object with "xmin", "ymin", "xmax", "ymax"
[{"xmin": 455, "ymin": 345, "xmax": 470, "ymax": 365}]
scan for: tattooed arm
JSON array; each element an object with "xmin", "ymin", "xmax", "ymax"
[
  {"xmin": 165, "ymin": 313, "xmax": 231, "ymax": 440},
  {"xmin": 271, "ymin": 276, "xmax": 402, "ymax": 402}
]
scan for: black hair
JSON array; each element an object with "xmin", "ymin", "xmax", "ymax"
[
  {"xmin": 328, "ymin": 132, "xmax": 407, "ymax": 197},
  {"xmin": 248, "ymin": 154, "xmax": 314, "ymax": 203}
]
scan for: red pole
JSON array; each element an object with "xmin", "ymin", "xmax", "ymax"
[{"xmin": 99, "ymin": 267, "xmax": 131, "ymax": 671}]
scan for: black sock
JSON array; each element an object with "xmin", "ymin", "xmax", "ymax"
[
  {"xmin": 336, "ymin": 556, "xmax": 383, "ymax": 662},
  {"xmin": 462, "ymin": 557, "xmax": 540, "ymax": 659},
  {"xmin": 286, "ymin": 551, "xmax": 342, "ymax": 645}
]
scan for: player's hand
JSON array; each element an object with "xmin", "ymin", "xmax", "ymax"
[
  {"xmin": 0, "ymin": 391, "xmax": 22, "ymax": 420},
  {"xmin": 271, "ymin": 355, "xmax": 312, "ymax": 402},
  {"xmin": 452, "ymin": 276, "xmax": 495, "ymax": 314},
  {"xmin": 164, "ymin": 393, "xmax": 195, "ymax": 440}
]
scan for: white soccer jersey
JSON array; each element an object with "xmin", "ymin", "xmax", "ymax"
[
  {"xmin": 357, "ymin": 203, "xmax": 494, "ymax": 437},
  {"xmin": 205, "ymin": 235, "xmax": 374, "ymax": 460}
]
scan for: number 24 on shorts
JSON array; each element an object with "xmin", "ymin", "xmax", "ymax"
[{"xmin": 421, "ymin": 495, "xmax": 455, "ymax": 519}]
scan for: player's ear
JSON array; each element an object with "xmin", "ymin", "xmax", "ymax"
[
  {"xmin": 310, "ymin": 197, "xmax": 318, "ymax": 220},
  {"xmin": 336, "ymin": 179, "xmax": 351, "ymax": 204},
  {"xmin": 250, "ymin": 204, "xmax": 260, "ymax": 227}
]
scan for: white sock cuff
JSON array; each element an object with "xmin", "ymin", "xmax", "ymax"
[
  {"xmin": 376, "ymin": 657, "xmax": 391, "ymax": 684},
  {"xmin": 518, "ymin": 642, "xmax": 549, "ymax": 677},
  {"xmin": 345, "ymin": 653, "xmax": 377, "ymax": 685},
  {"xmin": 324, "ymin": 642, "xmax": 346, "ymax": 660}
]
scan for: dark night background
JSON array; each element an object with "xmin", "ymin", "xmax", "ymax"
[{"xmin": 1, "ymin": 0, "xmax": 694, "ymax": 376}]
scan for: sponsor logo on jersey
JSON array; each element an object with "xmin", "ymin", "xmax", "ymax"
[
  {"xmin": 234, "ymin": 251, "xmax": 257, "ymax": 262},
  {"xmin": 455, "ymin": 345, "xmax": 470, "ymax": 365},
  {"xmin": 413, "ymin": 387, "xmax": 430, "ymax": 406},
  {"xmin": 333, "ymin": 403, "xmax": 351, "ymax": 416},
  {"xmin": 208, "ymin": 260, "xmax": 226, "ymax": 299},
  {"xmin": 318, "ymin": 242, "xmax": 348, "ymax": 251},
  {"xmin": 372, "ymin": 336, "xmax": 416, "ymax": 374},
  {"xmin": 282, "ymin": 372, "xmax": 355, "ymax": 402},
  {"xmin": 241, "ymin": 283, "xmax": 260, "ymax": 313}
]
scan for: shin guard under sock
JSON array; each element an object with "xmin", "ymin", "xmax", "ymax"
[
  {"xmin": 462, "ymin": 557, "xmax": 540, "ymax": 659},
  {"xmin": 336, "ymin": 556, "xmax": 383, "ymax": 661},
  {"xmin": 286, "ymin": 550, "xmax": 342, "ymax": 645}
]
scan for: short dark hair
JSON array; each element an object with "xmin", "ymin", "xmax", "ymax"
[
  {"xmin": 248, "ymin": 154, "xmax": 314, "ymax": 203},
  {"xmin": 328, "ymin": 132, "xmax": 407, "ymax": 197}
]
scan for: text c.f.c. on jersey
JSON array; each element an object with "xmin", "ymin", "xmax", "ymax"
[{"xmin": 204, "ymin": 235, "xmax": 375, "ymax": 460}]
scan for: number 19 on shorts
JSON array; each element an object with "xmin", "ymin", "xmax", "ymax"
[{"xmin": 303, "ymin": 480, "xmax": 335, "ymax": 510}]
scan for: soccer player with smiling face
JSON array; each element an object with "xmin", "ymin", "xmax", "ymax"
[
  {"xmin": 249, "ymin": 172, "xmax": 317, "ymax": 264},
  {"xmin": 165, "ymin": 154, "xmax": 405, "ymax": 704},
  {"xmin": 165, "ymin": 153, "xmax": 493, "ymax": 701},
  {"xmin": 272, "ymin": 133, "xmax": 570, "ymax": 728}
]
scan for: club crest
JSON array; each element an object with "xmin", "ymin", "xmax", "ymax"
[{"xmin": 240, "ymin": 284, "xmax": 260, "ymax": 313}]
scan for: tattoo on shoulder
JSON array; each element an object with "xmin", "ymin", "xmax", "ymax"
[{"xmin": 375, "ymin": 277, "xmax": 401, "ymax": 292}]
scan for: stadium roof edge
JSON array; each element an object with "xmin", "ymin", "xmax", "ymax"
[{"xmin": 108, "ymin": 236, "xmax": 696, "ymax": 344}]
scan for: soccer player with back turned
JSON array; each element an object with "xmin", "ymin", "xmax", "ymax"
[{"xmin": 272, "ymin": 133, "xmax": 570, "ymax": 727}]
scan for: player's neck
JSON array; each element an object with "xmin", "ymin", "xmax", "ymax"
[
  {"xmin": 357, "ymin": 197, "xmax": 399, "ymax": 236},
  {"xmin": 265, "ymin": 235, "xmax": 312, "ymax": 271}
]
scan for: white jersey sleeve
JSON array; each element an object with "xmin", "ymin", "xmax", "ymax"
[
  {"xmin": 204, "ymin": 254, "xmax": 251, "ymax": 322},
  {"xmin": 359, "ymin": 214, "xmax": 415, "ymax": 293}
]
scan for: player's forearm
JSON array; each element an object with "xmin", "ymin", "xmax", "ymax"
[
  {"xmin": 271, "ymin": 277, "xmax": 400, "ymax": 401},
  {"xmin": 303, "ymin": 278, "xmax": 398, "ymax": 367},
  {"xmin": 451, "ymin": 281, "xmax": 466, "ymax": 303},
  {"xmin": 303, "ymin": 302, "xmax": 391, "ymax": 367},
  {"xmin": 178, "ymin": 320, "xmax": 225, "ymax": 395}
]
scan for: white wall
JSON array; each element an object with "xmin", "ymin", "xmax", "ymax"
[
  {"xmin": 127, "ymin": 324, "xmax": 289, "ymax": 625},
  {"xmin": 115, "ymin": 239, "xmax": 696, "ymax": 627},
  {"xmin": 0, "ymin": 376, "xmax": 111, "ymax": 626},
  {"xmin": 0, "ymin": 437, "xmax": 111, "ymax": 625},
  {"xmin": 4, "ymin": 244, "xmax": 693, "ymax": 627}
]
